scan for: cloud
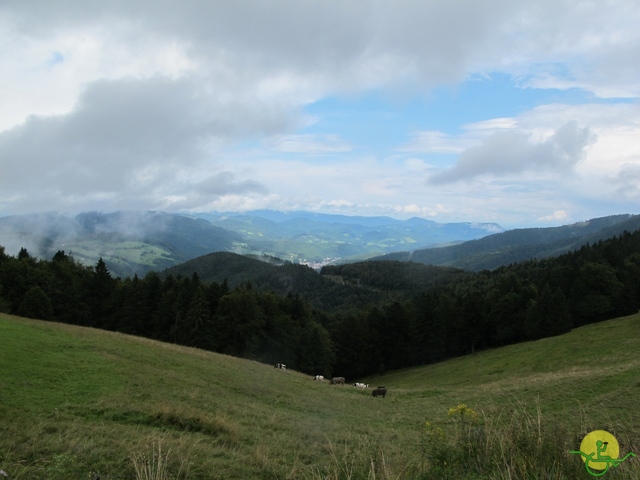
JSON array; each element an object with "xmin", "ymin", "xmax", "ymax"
[
  {"xmin": 266, "ymin": 134, "xmax": 352, "ymax": 154},
  {"xmin": 0, "ymin": 75, "xmax": 292, "ymax": 211},
  {"xmin": 4, "ymin": 1, "xmax": 639, "ymax": 105},
  {"xmin": 194, "ymin": 172, "xmax": 268, "ymax": 196},
  {"xmin": 401, "ymin": 118, "xmax": 518, "ymax": 155},
  {"xmin": 611, "ymin": 163, "xmax": 640, "ymax": 198},
  {"xmin": 464, "ymin": 118, "xmax": 519, "ymax": 132},
  {"xmin": 393, "ymin": 203, "xmax": 448, "ymax": 217},
  {"xmin": 429, "ymin": 121, "xmax": 595, "ymax": 184},
  {"xmin": 537, "ymin": 210, "xmax": 569, "ymax": 222},
  {"xmin": 401, "ymin": 131, "xmax": 473, "ymax": 155},
  {"xmin": 0, "ymin": 1, "xmax": 639, "ymax": 223}
]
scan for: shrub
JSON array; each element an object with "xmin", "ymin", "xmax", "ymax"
[{"xmin": 421, "ymin": 401, "xmax": 579, "ymax": 479}]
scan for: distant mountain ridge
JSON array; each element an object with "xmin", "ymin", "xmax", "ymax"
[
  {"xmin": 372, "ymin": 214, "xmax": 640, "ymax": 270},
  {"xmin": 193, "ymin": 210, "xmax": 503, "ymax": 265},
  {"xmin": 0, "ymin": 209, "xmax": 504, "ymax": 277},
  {"xmin": 157, "ymin": 213, "xmax": 640, "ymax": 311},
  {"xmin": 2, "ymin": 210, "xmax": 637, "ymax": 279},
  {"xmin": 0, "ymin": 211, "xmax": 242, "ymax": 278}
]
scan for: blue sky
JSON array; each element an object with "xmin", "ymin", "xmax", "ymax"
[
  {"xmin": 1, "ymin": 1, "xmax": 639, "ymax": 228},
  {"xmin": 304, "ymin": 74, "xmax": 631, "ymax": 154}
]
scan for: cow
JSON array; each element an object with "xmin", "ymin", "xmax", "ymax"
[
  {"xmin": 314, "ymin": 375, "xmax": 324, "ymax": 381},
  {"xmin": 275, "ymin": 363, "xmax": 287, "ymax": 370},
  {"xmin": 372, "ymin": 386, "xmax": 387, "ymax": 398},
  {"xmin": 353, "ymin": 382, "xmax": 369, "ymax": 388},
  {"xmin": 330, "ymin": 376, "xmax": 345, "ymax": 385}
]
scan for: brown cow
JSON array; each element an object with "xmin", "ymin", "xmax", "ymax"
[
  {"xmin": 330, "ymin": 376, "xmax": 345, "ymax": 385},
  {"xmin": 372, "ymin": 386, "xmax": 387, "ymax": 398}
]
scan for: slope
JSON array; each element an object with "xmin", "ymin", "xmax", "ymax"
[
  {"xmin": 0, "ymin": 211, "xmax": 244, "ymax": 278},
  {"xmin": 2, "ymin": 312, "xmax": 639, "ymax": 479},
  {"xmin": 161, "ymin": 251, "xmax": 391, "ymax": 311},
  {"xmin": 374, "ymin": 213, "xmax": 640, "ymax": 270}
]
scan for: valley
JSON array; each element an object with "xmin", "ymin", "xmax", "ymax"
[{"xmin": 1, "ymin": 312, "xmax": 639, "ymax": 478}]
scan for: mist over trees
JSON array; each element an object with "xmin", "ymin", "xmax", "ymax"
[{"xmin": 0, "ymin": 229, "xmax": 639, "ymax": 379}]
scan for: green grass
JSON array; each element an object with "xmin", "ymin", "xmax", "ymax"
[
  {"xmin": 66, "ymin": 240, "xmax": 176, "ymax": 274},
  {"xmin": 1, "ymin": 312, "xmax": 640, "ymax": 478}
]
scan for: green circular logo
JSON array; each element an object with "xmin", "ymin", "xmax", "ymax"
[{"xmin": 570, "ymin": 430, "xmax": 636, "ymax": 476}]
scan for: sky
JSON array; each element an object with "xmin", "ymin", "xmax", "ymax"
[{"xmin": 1, "ymin": 1, "xmax": 639, "ymax": 228}]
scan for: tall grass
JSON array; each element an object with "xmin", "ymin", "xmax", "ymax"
[
  {"xmin": 2, "ymin": 313, "xmax": 640, "ymax": 479},
  {"xmin": 131, "ymin": 440, "xmax": 194, "ymax": 480},
  {"xmin": 307, "ymin": 398, "xmax": 640, "ymax": 479},
  {"xmin": 417, "ymin": 399, "xmax": 640, "ymax": 479},
  {"xmin": 295, "ymin": 436, "xmax": 416, "ymax": 480}
]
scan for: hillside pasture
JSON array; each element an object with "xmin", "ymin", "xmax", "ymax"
[{"xmin": 1, "ymin": 312, "xmax": 640, "ymax": 479}]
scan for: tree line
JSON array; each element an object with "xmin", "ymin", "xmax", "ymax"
[{"xmin": 1, "ymin": 229, "xmax": 639, "ymax": 380}]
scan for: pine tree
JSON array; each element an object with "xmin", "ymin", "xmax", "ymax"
[
  {"xmin": 214, "ymin": 287, "xmax": 265, "ymax": 357},
  {"xmin": 86, "ymin": 258, "xmax": 116, "ymax": 327},
  {"xmin": 297, "ymin": 322, "xmax": 335, "ymax": 377},
  {"xmin": 570, "ymin": 262, "xmax": 621, "ymax": 325},
  {"xmin": 47, "ymin": 251, "xmax": 92, "ymax": 324},
  {"xmin": 18, "ymin": 286, "xmax": 53, "ymax": 320},
  {"xmin": 178, "ymin": 285, "xmax": 213, "ymax": 348},
  {"xmin": 151, "ymin": 275, "xmax": 179, "ymax": 342},
  {"xmin": 411, "ymin": 292, "xmax": 447, "ymax": 364}
]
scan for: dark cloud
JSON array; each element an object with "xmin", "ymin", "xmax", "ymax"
[
  {"xmin": 0, "ymin": 75, "xmax": 292, "ymax": 204},
  {"xmin": 612, "ymin": 163, "xmax": 640, "ymax": 198},
  {"xmin": 429, "ymin": 122, "xmax": 595, "ymax": 184},
  {"xmin": 0, "ymin": 0, "xmax": 528, "ymax": 93},
  {"xmin": 194, "ymin": 172, "xmax": 268, "ymax": 196},
  {"xmin": 4, "ymin": 1, "xmax": 639, "ymax": 98}
]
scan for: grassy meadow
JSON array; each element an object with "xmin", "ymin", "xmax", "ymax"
[{"xmin": 1, "ymin": 312, "xmax": 640, "ymax": 479}]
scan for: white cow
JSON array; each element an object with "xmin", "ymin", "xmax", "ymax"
[
  {"xmin": 275, "ymin": 363, "xmax": 287, "ymax": 370},
  {"xmin": 314, "ymin": 375, "xmax": 324, "ymax": 381},
  {"xmin": 353, "ymin": 382, "xmax": 369, "ymax": 388}
]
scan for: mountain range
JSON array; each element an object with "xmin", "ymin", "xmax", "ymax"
[
  {"xmin": 371, "ymin": 213, "xmax": 640, "ymax": 270},
  {"xmin": 0, "ymin": 210, "xmax": 501, "ymax": 277},
  {"xmin": 0, "ymin": 210, "xmax": 638, "ymax": 280}
]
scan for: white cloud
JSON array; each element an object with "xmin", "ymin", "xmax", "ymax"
[
  {"xmin": 401, "ymin": 131, "xmax": 474, "ymax": 154},
  {"xmin": 611, "ymin": 163, "xmax": 640, "ymax": 198},
  {"xmin": 463, "ymin": 118, "xmax": 518, "ymax": 132},
  {"xmin": 393, "ymin": 204, "xmax": 447, "ymax": 217},
  {"xmin": 266, "ymin": 134, "xmax": 352, "ymax": 154},
  {"xmin": 429, "ymin": 121, "xmax": 595, "ymax": 184},
  {"xmin": 537, "ymin": 210, "xmax": 569, "ymax": 222},
  {"xmin": 402, "ymin": 118, "xmax": 519, "ymax": 155},
  {"xmin": 0, "ymin": 74, "xmax": 295, "ymax": 213},
  {"xmin": 0, "ymin": 0, "xmax": 639, "ymax": 224},
  {"xmin": 0, "ymin": 16, "xmax": 196, "ymax": 131},
  {"xmin": 316, "ymin": 199, "xmax": 355, "ymax": 210}
]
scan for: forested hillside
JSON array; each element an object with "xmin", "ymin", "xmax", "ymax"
[
  {"xmin": 1, "ymin": 228, "xmax": 639, "ymax": 380},
  {"xmin": 374, "ymin": 214, "xmax": 640, "ymax": 270},
  {"xmin": 0, "ymin": 211, "xmax": 243, "ymax": 278},
  {"xmin": 0, "ymin": 210, "xmax": 503, "ymax": 278},
  {"xmin": 163, "ymin": 252, "xmax": 460, "ymax": 311}
]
